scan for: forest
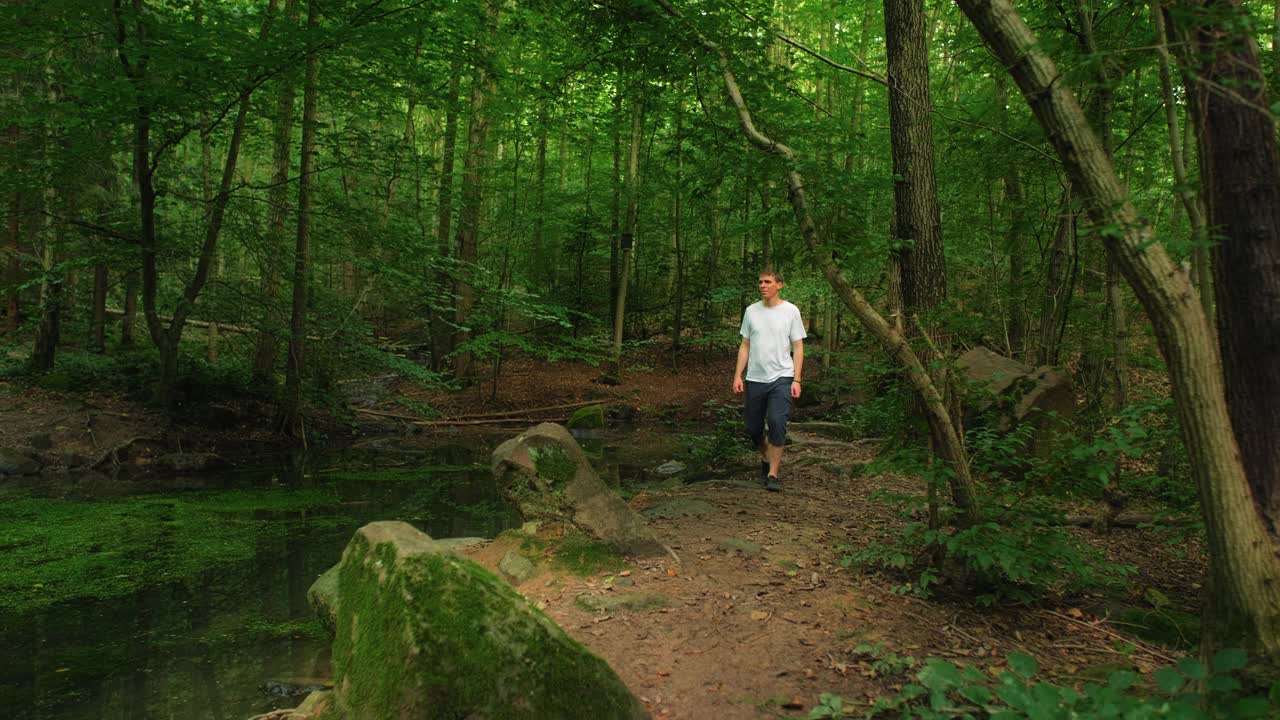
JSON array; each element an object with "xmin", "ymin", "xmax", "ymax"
[{"xmin": 1, "ymin": 0, "xmax": 1279, "ymax": 717}]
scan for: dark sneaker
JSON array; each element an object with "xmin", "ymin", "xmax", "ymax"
[
  {"xmin": 765, "ymin": 475, "xmax": 782, "ymax": 492},
  {"xmin": 759, "ymin": 460, "xmax": 769, "ymax": 487}
]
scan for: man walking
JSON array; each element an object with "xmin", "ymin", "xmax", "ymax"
[{"xmin": 733, "ymin": 269, "xmax": 805, "ymax": 492}]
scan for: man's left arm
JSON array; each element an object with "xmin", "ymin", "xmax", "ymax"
[{"xmin": 791, "ymin": 340, "xmax": 803, "ymax": 398}]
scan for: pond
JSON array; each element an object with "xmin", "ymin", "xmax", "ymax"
[{"xmin": 0, "ymin": 428, "xmax": 688, "ymax": 720}]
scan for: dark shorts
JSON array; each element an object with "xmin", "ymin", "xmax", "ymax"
[{"xmin": 744, "ymin": 376, "xmax": 793, "ymax": 447}]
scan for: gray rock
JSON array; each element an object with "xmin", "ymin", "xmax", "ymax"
[
  {"xmin": 575, "ymin": 591, "xmax": 670, "ymax": 613},
  {"xmin": 653, "ymin": 460, "xmax": 686, "ymax": 476},
  {"xmin": 492, "ymin": 423, "xmax": 664, "ymax": 556},
  {"xmin": 957, "ymin": 347, "xmax": 1076, "ymax": 460},
  {"xmin": 330, "ymin": 521, "xmax": 647, "ymax": 720},
  {"xmin": 434, "ymin": 537, "xmax": 487, "ymax": 553},
  {"xmin": 307, "ymin": 565, "xmax": 340, "ymax": 636},
  {"xmin": 499, "ymin": 550, "xmax": 536, "ymax": 585},
  {"xmin": 156, "ymin": 452, "xmax": 228, "ymax": 473},
  {"xmin": 0, "ymin": 447, "xmax": 39, "ymax": 476}
]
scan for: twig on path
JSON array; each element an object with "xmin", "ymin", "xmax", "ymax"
[{"xmin": 1043, "ymin": 610, "xmax": 1177, "ymax": 664}]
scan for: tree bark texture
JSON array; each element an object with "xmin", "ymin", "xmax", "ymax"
[
  {"xmin": 884, "ymin": 0, "xmax": 946, "ymax": 316},
  {"xmin": 5, "ymin": 156, "xmax": 19, "ymax": 340},
  {"xmin": 280, "ymin": 0, "xmax": 319, "ymax": 434},
  {"xmin": 1151, "ymin": 1, "xmax": 1211, "ymax": 321},
  {"xmin": 452, "ymin": 0, "xmax": 498, "ymax": 384},
  {"xmin": 91, "ymin": 265, "xmax": 108, "ymax": 352},
  {"xmin": 954, "ymin": 0, "xmax": 1280, "ymax": 661},
  {"xmin": 607, "ymin": 97, "xmax": 641, "ymax": 383},
  {"xmin": 430, "ymin": 62, "xmax": 461, "ymax": 370},
  {"xmin": 653, "ymin": 0, "xmax": 979, "ymax": 525},
  {"xmin": 252, "ymin": 0, "xmax": 300, "ymax": 386},
  {"xmin": 1037, "ymin": 188, "xmax": 1076, "ymax": 366},
  {"xmin": 1184, "ymin": 0, "xmax": 1280, "ymax": 532}
]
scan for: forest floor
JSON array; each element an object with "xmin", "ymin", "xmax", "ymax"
[
  {"xmin": 0, "ymin": 345, "xmax": 1207, "ymax": 719},
  {"xmin": 388, "ymin": 348, "xmax": 1205, "ymax": 720},
  {"xmin": 458, "ymin": 425, "xmax": 1204, "ymax": 720}
]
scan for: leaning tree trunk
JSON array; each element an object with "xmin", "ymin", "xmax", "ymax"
[
  {"xmin": 280, "ymin": 0, "xmax": 319, "ymax": 436},
  {"xmin": 452, "ymin": 0, "xmax": 498, "ymax": 384},
  {"xmin": 954, "ymin": 0, "xmax": 1280, "ymax": 662},
  {"xmin": 653, "ymin": 0, "xmax": 979, "ymax": 526}
]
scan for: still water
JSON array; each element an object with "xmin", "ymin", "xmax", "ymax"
[{"xmin": 0, "ymin": 430, "xmax": 683, "ymax": 720}]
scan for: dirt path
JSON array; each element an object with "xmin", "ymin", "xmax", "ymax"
[{"xmin": 466, "ymin": 430, "xmax": 1192, "ymax": 720}]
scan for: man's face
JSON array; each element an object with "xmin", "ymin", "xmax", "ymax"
[{"xmin": 758, "ymin": 275, "xmax": 782, "ymax": 301}]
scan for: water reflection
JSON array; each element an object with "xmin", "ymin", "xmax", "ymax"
[{"xmin": 0, "ymin": 428, "xmax": 686, "ymax": 720}]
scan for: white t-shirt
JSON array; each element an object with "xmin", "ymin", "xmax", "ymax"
[{"xmin": 739, "ymin": 300, "xmax": 807, "ymax": 383}]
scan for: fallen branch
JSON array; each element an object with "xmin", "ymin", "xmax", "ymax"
[
  {"xmin": 1043, "ymin": 609, "xmax": 1177, "ymax": 664},
  {"xmin": 1059, "ymin": 513, "xmax": 1195, "ymax": 528},
  {"xmin": 356, "ymin": 399, "xmax": 614, "ymax": 426},
  {"xmin": 89, "ymin": 436, "xmax": 156, "ymax": 469}
]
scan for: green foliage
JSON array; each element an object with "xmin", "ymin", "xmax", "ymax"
[
  {"xmin": 851, "ymin": 642, "xmax": 920, "ymax": 679},
  {"xmin": 680, "ymin": 401, "xmax": 746, "ymax": 468},
  {"xmin": 847, "ymin": 448, "xmax": 1133, "ymax": 604},
  {"xmin": 829, "ymin": 650, "xmax": 1280, "ymax": 719}
]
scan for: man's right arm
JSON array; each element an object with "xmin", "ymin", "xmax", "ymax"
[{"xmin": 733, "ymin": 339, "xmax": 749, "ymax": 394}]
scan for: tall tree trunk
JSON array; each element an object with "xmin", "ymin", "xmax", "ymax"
[
  {"xmin": 672, "ymin": 98, "xmax": 685, "ymax": 360},
  {"xmin": 653, "ymin": 0, "xmax": 979, "ymax": 525},
  {"xmin": 5, "ymin": 127, "xmax": 19, "ymax": 341},
  {"xmin": 430, "ymin": 62, "xmax": 461, "ymax": 371},
  {"xmin": 91, "ymin": 265, "xmax": 107, "ymax": 353},
  {"xmin": 120, "ymin": 270, "xmax": 137, "ymax": 347},
  {"xmin": 954, "ymin": 0, "xmax": 1280, "ymax": 662},
  {"xmin": 452, "ymin": 0, "xmax": 498, "ymax": 383},
  {"xmin": 885, "ymin": 0, "xmax": 963, "ymax": 482},
  {"xmin": 534, "ymin": 111, "xmax": 549, "ymax": 286},
  {"xmin": 996, "ymin": 76, "xmax": 1029, "ymax": 359},
  {"xmin": 606, "ymin": 97, "xmax": 641, "ymax": 384},
  {"xmin": 119, "ymin": 0, "xmax": 276, "ymax": 404},
  {"xmin": 252, "ymin": 0, "xmax": 300, "ymax": 386},
  {"xmin": 1037, "ymin": 188, "xmax": 1076, "ymax": 366},
  {"xmin": 609, "ymin": 88, "xmax": 622, "ymax": 325},
  {"xmin": 1151, "ymin": 1, "xmax": 1211, "ymax": 320},
  {"xmin": 1185, "ymin": 0, "xmax": 1280, "ymax": 532},
  {"xmin": 703, "ymin": 181, "xmax": 722, "ymax": 326},
  {"xmin": 280, "ymin": 0, "xmax": 319, "ymax": 435},
  {"xmin": 31, "ymin": 190, "xmax": 59, "ymax": 372}
]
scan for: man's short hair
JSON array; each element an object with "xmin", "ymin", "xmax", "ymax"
[{"xmin": 758, "ymin": 268, "xmax": 784, "ymax": 283}]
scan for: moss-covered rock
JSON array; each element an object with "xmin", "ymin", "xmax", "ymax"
[
  {"xmin": 330, "ymin": 521, "xmax": 648, "ymax": 720},
  {"xmin": 492, "ymin": 423, "xmax": 663, "ymax": 556},
  {"xmin": 565, "ymin": 404, "xmax": 608, "ymax": 430},
  {"xmin": 307, "ymin": 565, "xmax": 341, "ymax": 636}
]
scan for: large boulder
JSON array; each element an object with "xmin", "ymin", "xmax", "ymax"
[
  {"xmin": 956, "ymin": 347, "xmax": 1075, "ymax": 458},
  {"xmin": 327, "ymin": 521, "xmax": 648, "ymax": 720},
  {"xmin": 307, "ymin": 565, "xmax": 340, "ymax": 636},
  {"xmin": 492, "ymin": 423, "xmax": 664, "ymax": 556},
  {"xmin": 0, "ymin": 447, "xmax": 40, "ymax": 476}
]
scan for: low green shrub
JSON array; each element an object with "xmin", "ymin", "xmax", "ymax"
[{"xmin": 820, "ymin": 649, "xmax": 1278, "ymax": 719}]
